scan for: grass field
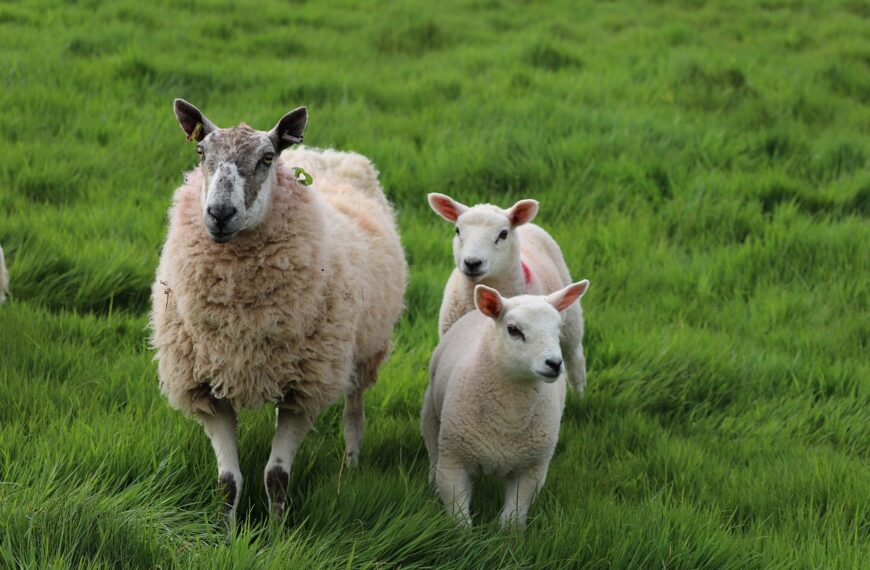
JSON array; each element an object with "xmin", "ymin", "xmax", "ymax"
[{"xmin": 1, "ymin": 0, "xmax": 868, "ymax": 567}]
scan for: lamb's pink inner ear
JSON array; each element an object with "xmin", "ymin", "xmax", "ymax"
[
  {"xmin": 428, "ymin": 194, "xmax": 464, "ymax": 222},
  {"xmin": 550, "ymin": 280, "xmax": 589, "ymax": 312},
  {"xmin": 509, "ymin": 200, "xmax": 539, "ymax": 227},
  {"xmin": 475, "ymin": 287, "xmax": 503, "ymax": 319}
]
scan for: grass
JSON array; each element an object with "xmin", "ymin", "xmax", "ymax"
[{"xmin": 0, "ymin": 0, "xmax": 868, "ymax": 567}]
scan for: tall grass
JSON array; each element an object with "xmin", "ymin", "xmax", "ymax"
[{"xmin": 0, "ymin": 0, "xmax": 867, "ymax": 567}]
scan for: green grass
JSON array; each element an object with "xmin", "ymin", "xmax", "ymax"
[{"xmin": 1, "ymin": 0, "xmax": 868, "ymax": 567}]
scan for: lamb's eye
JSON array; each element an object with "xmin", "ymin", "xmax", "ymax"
[
  {"xmin": 507, "ymin": 324, "xmax": 525, "ymax": 341},
  {"xmin": 197, "ymin": 145, "xmax": 204, "ymax": 157},
  {"xmin": 455, "ymin": 227, "xmax": 461, "ymax": 237},
  {"xmin": 261, "ymin": 153, "xmax": 274, "ymax": 166},
  {"xmin": 496, "ymin": 229, "xmax": 509, "ymax": 242}
]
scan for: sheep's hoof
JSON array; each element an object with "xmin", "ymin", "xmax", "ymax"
[
  {"xmin": 266, "ymin": 466, "xmax": 289, "ymax": 519},
  {"xmin": 218, "ymin": 472, "xmax": 238, "ymax": 520},
  {"xmin": 344, "ymin": 450, "xmax": 359, "ymax": 468}
]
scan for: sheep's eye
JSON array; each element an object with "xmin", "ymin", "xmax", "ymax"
[
  {"xmin": 507, "ymin": 324, "xmax": 525, "ymax": 341},
  {"xmin": 261, "ymin": 153, "xmax": 274, "ymax": 166},
  {"xmin": 196, "ymin": 145, "xmax": 204, "ymax": 157},
  {"xmin": 496, "ymin": 229, "xmax": 509, "ymax": 242},
  {"xmin": 455, "ymin": 227, "xmax": 461, "ymax": 237}
]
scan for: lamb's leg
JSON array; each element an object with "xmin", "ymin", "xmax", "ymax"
[
  {"xmin": 199, "ymin": 399, "xmax": 242, "ymax": 522},
  {"xmin": 264, "ymin": 407, "xmax": 315, "ymax": 519},
  {"xmin": 420, "ymin": 385, "xmax": 440, "ymax": 484},
  {"xmin": 499, "ymin": 463, "xmax": 548, "ymax": 530},
  {"xmin": 343, "ymin": 387, "xmax": 364, "ymax": 468},
  {"xmin": 564, "ymin": 341, "xmax": 587, "ymax": 395},
  {"xmin": 435, "ymin": 454, "xmax": 473, "ymax": 527}
]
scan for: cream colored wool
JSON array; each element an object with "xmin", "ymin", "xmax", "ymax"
[
  {"xmin": 422, "ymin": 283, "xmax": 588, "ymax": 529},
  {"xmin": 430, "ymin": 199, "xmax": 588, "ymax": 393},
  {"xmin": 151, "ymin": 148, "xmax": 407, "ymax": 420},
  {"xmin": 0, "ymin": 245, "xmax": 7, "ymax": 304}
]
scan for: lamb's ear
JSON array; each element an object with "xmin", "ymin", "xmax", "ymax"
[
  {"xmin": 173, "ymin": 99, "xmax": 217, "ymax": 142},
  {"xmin": 428, "ymin": 193, "xmax": 468, "ymax": 223},
  {"xmin": 269, "ymin": 106, "xmax": 307, "ymax": 152},
  {"xmin": 474, "ymin": 285, "xmax": 504, "ymax": 320},
  {"xmin": 507, "ymin": 199, "xmax": 539, "ymax": 227},
  {"xmin": 547, "ymin": 280, "xmax": 589, "ymax": 312}
]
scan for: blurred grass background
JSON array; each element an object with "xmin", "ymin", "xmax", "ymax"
[{"xmin": 0, "ymin": 0, "xmax": 867, "ymax": 567}]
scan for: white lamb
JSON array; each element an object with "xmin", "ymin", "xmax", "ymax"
[
  {"xmin": 428, "ymin": 193, "xmax": 588, "ymax": 393},
  {"xmin": 422, "ymin": 280, "xmax": 589, "ymax": 529},
  {"xmin": 150, "ymin": 99, "xmax": 408, "ymax": 520},
  {"xmin": 0, "ymin": 245, "xmax": 7, "ymax": 303}
]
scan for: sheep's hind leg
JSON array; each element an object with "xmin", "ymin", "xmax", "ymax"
[
  {"xmin": 344, "ymin": 349, "xmax": 386, "ymax": 468},
  {"xmin": 343, "ymin": 388, "xmax": 365, "ymax": 468},
  {"xmin": 564, "ymin": 341, "xmax": 587, "ymax": 395},
  {"xmin": 264, "ymin": 407, "xmax": 315, "ymax": 519},
  {"xmin": 199, "ymin": 399, "xmax": 242, "ymax": 522},
  {"xmin": 420, "ymin": 385, "xmax": 440, "ymax": 484}
]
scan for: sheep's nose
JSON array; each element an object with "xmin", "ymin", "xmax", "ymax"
[
  {"xmin": 464, "ymin": 258, "xmax": 483, "ymax": 272},
  {"xmin": 207, "ymin": 205, "xmax": 237, "ymax": 226},
  {"xmin": 545, "ymin": 358, "xmax": 563, "ymax": 375}
]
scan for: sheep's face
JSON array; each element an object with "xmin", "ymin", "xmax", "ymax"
[
  {"xmin": 428, "ymin": 194, "xmax": 538, "ymax": 283},
  {"xmin": 475, "ymin": 282, "xmax": 589, "ymax": 383},
  {"xmin": 173, "ymin": 99, "xmax": 307, "ymax": 244},
  {"xmin": 196, "ymin": 126, "xmax": 278, "ymax": 242}
]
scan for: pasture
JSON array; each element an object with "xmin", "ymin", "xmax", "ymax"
[{"xmin": 0, "ymin": 0, "xmax": 867, "ymax": 567}]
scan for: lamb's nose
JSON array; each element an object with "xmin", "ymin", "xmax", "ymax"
[
  {"xmin": 545, "ymin": 358, "xmax": 563, "ymax": 375},
  {"xmin": 207, "ymin": 205, "xmax": 237, "ymax": 226},
  {"xmin": 464, "ymin": 258, "xmax": 483, "ymax": 272}
]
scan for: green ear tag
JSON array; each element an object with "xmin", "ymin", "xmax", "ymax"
[{"xmin": 293, "ymin": 167, "xmax": 313, "ymax": 186}]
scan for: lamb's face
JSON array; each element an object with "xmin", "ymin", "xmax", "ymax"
[
  {"xmin": 172, "ymin": 99, "xmax": 307, "ymax": 244},
  {"xmin": 197, "ymin": 126, "xmax": 277, "ymax": 243},
  {"xmin": 453, "ymin": 207, "xmax": 517, "ymax": 281},
  {"xmin": 475, "ymin": 281, "xmax": 589, "ymax": 383},
  {"xmin": 497, "ymin": 298, "xmax": 565, "ymax": 383},
  {"xmin": 428, "ymin": 194, "xmax": 539, "ymax": 283}
]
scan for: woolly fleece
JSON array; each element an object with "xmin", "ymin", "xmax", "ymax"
[{"xmin": 151, "ymin": 148, "xmax": 407, "ymax": 419}]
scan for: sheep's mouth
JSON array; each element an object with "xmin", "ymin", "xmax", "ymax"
[
  {"xmin": 462, "ymin": 269, "xmax": 485, "ymax": 280},
  {"xmin": 536, "ymin": 369, "xmax": 561, "ymax": 381},
  {"xmin": 209, "ymin": 230, "xmax": 238, "ymax": 244}
]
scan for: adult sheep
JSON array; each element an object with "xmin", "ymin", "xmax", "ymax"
[
  {"xmin": 427, "ymin": 194, "xmax": 588, "ymax": 393},
  {"xmin": 151, "ymin": 99, "xmax": 408, "ymax": 520}
]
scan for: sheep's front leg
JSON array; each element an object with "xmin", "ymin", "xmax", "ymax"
[
  {"xmin": 264, "ymin": 407, "xmax": 315, "ymax": 519},
  {"xmin": 499, "ymin": 463, "xmax": 548, "ymax": 530},
  {"xmin": 435, "ymin": 455, "xmax": 473, "ymax": 527},
  {"xmin": 199, "ymin": 399, "xmax": 242, "ymax": 521}
]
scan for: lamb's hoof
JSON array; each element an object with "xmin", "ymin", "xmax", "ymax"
[
  {"xmin": 218, "ymin": 472, "xmax": 239, "ymax": 521},
  {"xmin": 266, "ymin": 466, "xmax": 289, "ymax": 519}
]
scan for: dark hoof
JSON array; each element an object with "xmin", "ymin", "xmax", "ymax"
[
  {"xmin": 266, "ymin": 466, "xmax": 289, "ymax": 518},
  {"xmin": 219, "ymin": 472, "xmax": 238, "ymax": 518}
]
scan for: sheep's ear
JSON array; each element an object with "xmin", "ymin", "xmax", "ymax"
[
  {"xmin": 507, "ymin": 199, "xmax": 539, "ymax": 227},
  {"xmin": 428, "ymin": 193, "xmax": 468, "ymax": 223},
  {"xmin": 269, "ymin": 106, "xmax": 307, "ymax": 152},
  {"xmin": 174, "ymin": 99, "xmax": 217, "ymax": 142},
  {"xmin": 474, "ymin": 285, "xmax": 504, "ymax": 320},
  {"xmin": 547, "ymin": 280, "xmax": 589, "ymax": 312}
]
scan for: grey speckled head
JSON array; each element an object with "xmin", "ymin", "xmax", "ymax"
[{"xmin": 173, "ymin": 98, "xmax": 307, "ymax": 243}]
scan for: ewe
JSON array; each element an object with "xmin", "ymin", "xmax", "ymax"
[
  {"xmin": 151, "ymin": 99, "xmax": 408, "ymax": 520},
  {"xmin": 428, "ymin": 194, "xmax": 588, "ymax": 393},
  {"xmin": 422, "ymin": 281, "xmax": 589, "ymax": 529},
  {"xmin": 0, "ymin": 245, "xmax": 6, "ymax": 303}
]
